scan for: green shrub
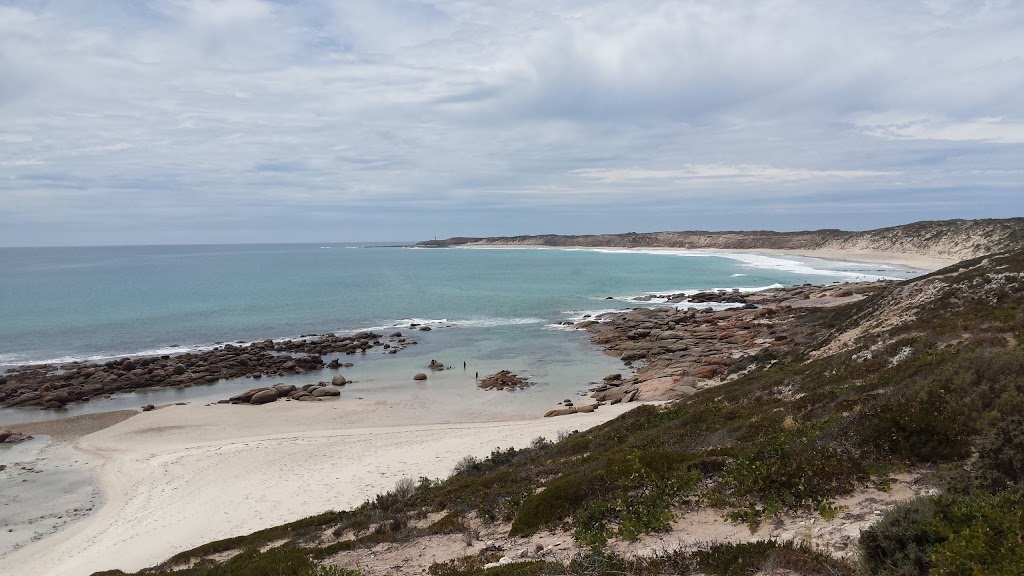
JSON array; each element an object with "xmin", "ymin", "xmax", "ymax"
[
  {"xmin": 511, "ymin": 450, "xmax": 697, "ymax": 543},
  {"xmin": 861, "ymin": 379, "xmax": 976, "ymax": 462},
  {"xmin": 692, "ymin": 540, "xmax": 780, "ymax": 576},
  {"xmin": 692, "ymin": 540, "xmax": 853, "ymax": 576},
  {"xmin": 426, "ymin": 512, "xmax": 468, "ymax": 535},
  {"xmin": 859, "ymin": 497, "xmax": 940, "ymax": 576},
  {"xmin": 719, "ymin": 430, "xmax": 863, "ymax": 518},
  {"xmin": 929, "ymin": 493, "xmax": 1024, "ymax": 576},
  {"xmin": 976, "ymin": 416, "xmax": 1024, "ymax": 486},
  {"xmin": 861, "ymin": 492, "xmax": 1024, "ymax": 576}
]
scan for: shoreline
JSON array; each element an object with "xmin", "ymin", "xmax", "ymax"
[
  {"xmin": 0, "ymin": 248, "xmax": 942, "ymax": 575},
  {"xmin": 1, "ymin": 400, "xmax": 647, "ymax": 576},
  {"xmin": 456, "ymin": 244, "xmax": 951, "ymax": 272}
]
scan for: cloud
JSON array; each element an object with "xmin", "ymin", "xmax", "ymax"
[
  {"xmin": 856, "ymin": 114, "xmax": 1024, "ymax": 144},
  {"xmin": 0, "ymin": 1, "xmax": 1022, "ymax": 245},
  {"xmin": 572, "ymin": 165, "xmax": 894, "ymax": 185}
]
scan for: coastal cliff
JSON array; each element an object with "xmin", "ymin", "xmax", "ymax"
[{"xmin": 417, "ymin": 217, "xmax": 1024, "ymax": 263}]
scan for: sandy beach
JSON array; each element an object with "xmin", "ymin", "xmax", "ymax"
[
  {"xmin": 0, "ymin": 399, "xmax": 643, "ymax": 576},
  {"xmin": 706, "ymin": 248, "xmax": 953, "ymax": 272},
  {"xmin": 461, "ymin": 244, "xmax": 951, "ymax": 273},
  {"xmin": 0, "ymin": 246, "xmax": 947, "ymax": 576}
]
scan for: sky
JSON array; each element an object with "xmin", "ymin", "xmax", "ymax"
[{"xmin": 1, "ymin": 0, "xmax": 1022, "ymax": 246}]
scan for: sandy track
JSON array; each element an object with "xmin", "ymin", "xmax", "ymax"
[{"xmin": 1, "ymin": 400, "xmax": 640, "ymax": 576}]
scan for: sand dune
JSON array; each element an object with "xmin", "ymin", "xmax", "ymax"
[{"xmin": 1, "ymin": 400, "xmax": 641, "ymax": 576}]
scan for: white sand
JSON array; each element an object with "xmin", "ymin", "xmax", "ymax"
[
  {"xmin": 708, "ymin": 248, "xmax": 953, "ymax": 272},
  {"xmin": 1, "ymin": 400, "xmax": 643, "ymax": 576},
  {"xmin": 463, "ymin": 244, "xmax": 952, "ymax": 272}
]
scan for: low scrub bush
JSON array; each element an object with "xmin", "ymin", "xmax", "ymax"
[
  {"xmin": 861, "ymin": 492, "xmax": 1024, "ymax": 576},
  {"xmin": 510, "ymin": 450, "xmax": 697, "ymax": 544},
  {"xmin": 859, "ymin": 497, "xmax": 941, "ymax": 576},
  {"xmin": 718, "ymin": 429, "xmax": 864, "ymax": 522}
]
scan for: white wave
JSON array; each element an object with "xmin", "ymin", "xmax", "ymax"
[
  {"xmin": 543, "ymin": 323, "xmax": 579, "ymax": 331},
  {"xmin": 460, "ymin": 244, "xmax": 906, "ymax": 281},
  {"xmin": 709, "ymin": 252, "xmax": 897, "ymax": 281},
  {"xmin": 561, "ymin": 308, "xmax": 631, "ymax": 323},
  {"xmin": 520, "ymin": 246, "xmax": 901, "ymax": 282},
  {"xmin": 0, "ymin": 343, "xmax": 222, "ymax": 367},
  {"xmin": 731, "ymin": 273, "xmax": 746, "ymax": 277},
  {"xmin": 604, "ymin": 283, "xmax": 784, "ymax": 305},
  {"xmin": 357, "ymin": 316, "xmax": 545, "ymax": 333}
]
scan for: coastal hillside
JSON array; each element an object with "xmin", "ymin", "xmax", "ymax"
[
  {"xmin": 416, "ymin": 217, "xmax": 1024, "ymax": 263},
  {"xmin": 95, "ymin": 250, "xmax": 1024, "ymax": 576}
]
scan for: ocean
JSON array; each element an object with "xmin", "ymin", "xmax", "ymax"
[{"xmin": 0, "ymin": 244, "xmax": 919, "ymax": 424}]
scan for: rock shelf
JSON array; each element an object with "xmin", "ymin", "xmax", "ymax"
[{"xmin": 0, "ymin": 331, "xmax": 415, "ymax": 409}]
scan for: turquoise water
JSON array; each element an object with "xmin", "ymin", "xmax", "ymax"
[{"xmin": 0, "ymin": 244, "xmax": 918, "ymax": 424}]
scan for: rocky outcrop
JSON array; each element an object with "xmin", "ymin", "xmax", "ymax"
[
  {"xmin": 478, "ymin": 370, "xmax": 532, "ymax": 391},
  {"xmin": 0, "ymin": 429, "xmax": 32, "ymax": 443},
  {"xmin": 222, "ymin": 382, "xmax": 343, "ymax": 405},
  {"xmin": 0, "ymin": 331, "xmax": 414, "ymax": 409},
  {"xmin": 579, "ymin": 282, "xmax": 886, "ymax": 404}
]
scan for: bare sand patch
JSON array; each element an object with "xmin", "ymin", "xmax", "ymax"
[{"xmin": 0, "ymin": 400, "xmax": 642, "ymax": 576}]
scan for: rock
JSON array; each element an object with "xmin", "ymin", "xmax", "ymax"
[
  {"xmin": 297, "ymin": 395, "xmax": 319, "ymax": 401},
  {"xmin": 172, "ymin": 365, "xmax": 186, "ymax": 375},
  {"xmin": 273, "ymin": 383, "xmax": 297, "ymax": 396},
  {"xmin": 331, "ymin": 374, "xmax": 347, "ymax": 386},
  {"xmin": 413, "ymin": 373, "xmax": 428, "ymax": 381},
  {"xmin": 141, "ymin": 404, "xmax": 155, "ymax": 412},
  {"xmin": 479, "ymin": 370, "xmax": 532, "ymax": 391},
  {"xmin": 327, "ymin": 359, "xmax": 341, "ymax": 369},
  {"xmin": 250, "ymin": 389, "xmax": 280, "ymax": 405},
  {"xmin": 419, "ymin": 326, "xmax": 432, "ymax": 331},
  {"xmin": 0, "ymin": 430, "xmax": 31, "ymax": 443},
  {"xmin": 543, "ymin": 407, "xmax": 578, "ymax": 417},
  {"xmin": 311, "ymin": 386, "xmax": 340, "ymax": 397}
]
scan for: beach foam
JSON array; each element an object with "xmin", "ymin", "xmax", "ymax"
[{"xmin": 582, "ymin": 248, "xmax": 899, "ymax": 282}]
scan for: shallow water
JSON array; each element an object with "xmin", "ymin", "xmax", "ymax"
[{"xmin": 0, "ymin": 245, "xmax": 921, "ymax": 425}]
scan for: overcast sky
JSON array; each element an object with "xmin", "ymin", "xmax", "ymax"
[{"xmin": 1, "ymin": 0, "xmax": 1022, "ymax": 246}]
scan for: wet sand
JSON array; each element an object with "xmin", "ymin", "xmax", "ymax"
[{"xmin": 0, "ymin": 412, "xmax": 139, "ymax": 564}]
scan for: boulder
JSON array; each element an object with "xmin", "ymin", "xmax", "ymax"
[
  {"xmin": 229, "ymin": 387, "xmax": 267, "ymax": 403},
  {"xmin": 250, "ymin": 389, "xmax": 280, "ymax": 405},
  {"xmin": 543, "ymin": 407, "xmax": 578, "ymax": 417},
  {"xmin": 413, "ymin": 373, "xmax": 428, "ymax": 381},
  {"xmin": 331, "ymin": 374, "xmax": 347, "ymax": 386},
  {"xmin": 273, "ymin": 383, "xmax": 297, "ymax": 396},
  {"xmin": 311, "ymin": 386, "xmax": 340, "ymax": 397}
]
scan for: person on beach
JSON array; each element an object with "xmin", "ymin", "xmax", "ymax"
[{"xmin": 463, "ymin": 361, "xmax": 466, "ymax": 369}]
